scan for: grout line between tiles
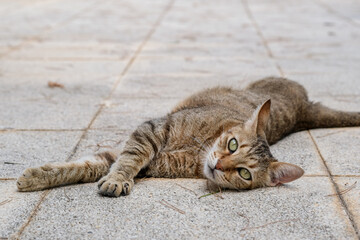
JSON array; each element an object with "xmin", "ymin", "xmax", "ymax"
[
  {"xmin": 6, "ymin": 2, "xmax": 107, "ymax": 238},
  {"xmin": 308, "ymin": 130, "xmax": 359, "ymax": 238},
  {"xmin": 11, "ymin": 190, "xmax": 50, "ymax": 240},
  {"xmin": 303, "ymin": 175, "xmax": 329, "ymax": 177},
  {"xmin": 66, "ymin": 0, "xmax": 176, "ymax": 162},
  {"xmin": 0, "ymin": 0, "xmax": 102, "ymax": 59},
  {"xmin": 9, "ymin": 0, "xmax": 175, "ymax": 238},
  {"xmin": 303, "ymin": 175, "xmax": 360, "ymax": 178},
  {"xmin": 333, "ymin": 175, "xmax": 360, "ymax": 178},
  {"xmin": 314, "ymin": 0, "xmax": 360, "ymax": 27},
  {"xmin": 243, "ymin": 1, "xmax": 359, "ymax": 236},
  {"xmin": 0, "ymin": 129, "xmax": 85, "ymax": 133},
  {"xmin": 241, "ymin": 0, "xmax": 285, "ymax": 78}
]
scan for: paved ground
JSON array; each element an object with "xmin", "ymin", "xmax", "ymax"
[{"xmin": 0, "ymin": 0, "xmax": 359, "ymax": 239}]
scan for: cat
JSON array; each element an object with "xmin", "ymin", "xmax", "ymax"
[{"xmin": 16, "ymin": 77, "xmax": 360, "ymax": 197}]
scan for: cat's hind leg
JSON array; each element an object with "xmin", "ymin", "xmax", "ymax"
[
  {"xmin": 295, "ymin": 102, "xmax": 360, "ymax": 131},
  {"xmin": 16, "ymin": 150, "xmax": 119, "ymax": 192}
]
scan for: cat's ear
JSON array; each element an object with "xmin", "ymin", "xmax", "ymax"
[
  {"xmin": 245, "ymin": 99, "xmax": 271, "ymax": 137},
  {"xmin": 267, "ymin": 162, "xmax": 304, "ymax": 186}
]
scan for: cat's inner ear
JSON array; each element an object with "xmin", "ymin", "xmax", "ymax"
[
  {"xmin": 245, "ymin": 99, "xmax": 271, "ymax": 137},
  {"xmin": 268, "ymin": 162, "xmax": 304, "ymax": 186}
]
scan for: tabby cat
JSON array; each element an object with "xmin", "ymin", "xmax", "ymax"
[{"xmin": 17, "ymin": 77, "xmax": 360, "ymax": 197}]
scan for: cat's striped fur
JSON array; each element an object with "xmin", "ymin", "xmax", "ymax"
[{"xmin": 17, "ymin": 77, "xmax": 360, "ymax": 197}]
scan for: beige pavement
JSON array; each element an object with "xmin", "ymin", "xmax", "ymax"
[{"xmin": 0, "ymin": 0, "xmax": 359, "ymax": 239}]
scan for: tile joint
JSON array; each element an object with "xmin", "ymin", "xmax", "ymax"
[
  {"xmin": 314, "ymin": 0, "xmax": 360, "ymax": 27},
  {"xmin": 241, "ymin": 0, "xmax": 285, "ymax": 77},
  {"xmin": 10, "ymin": 0, "xmax": 177, "ymax": 237},
  {"xmin": 308, "ymin": 130, "xmax": 360, "ymax": 238}
]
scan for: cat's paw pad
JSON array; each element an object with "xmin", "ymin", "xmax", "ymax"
[
  {"xmin": 17, "ymin": 167, "xmax": 48, "ymax": 192},
  {"xmin": 97, "ymin": 175, "xmax": 134, "ymax": 197}
]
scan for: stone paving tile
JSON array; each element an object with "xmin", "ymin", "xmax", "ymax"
[
  {"xmin": 285, "ymin": 72, "xmax": 360, "ymax": 112},
  {"xmin": 146, "ymin": 0, "xmax": 267, "ymax": 58},
  {"xmin": 334, "ymin": 177, "xmax": 360, "ymax": 228},
  {"xmin": 116, "ymin": 57, "xmax": 279, "ymax": 101},
  {"xmin": 1, "ymin": 0, "xmax": 360, "ymax": 239},
  {"xmin": 247, "ymin": 0, "xmax": 360, "ymax": 60},
  {"xmin": 0, "ymin": 61, "xmax": 121, "ymax": 129},
  {"xmin": 0, "ymin": 0, "xmax": 23, "ymax": 14},
  {"xmin": 141, "ymin": 42, "xmax": 267, "ymax": 59},
  {"xmin": 316, "ymin": 0, "xmax": 360, "ymax": 25},
  {"xmin": 116, "ymin": 74, "xmax": 218, "ymax": 99},
  {"xmin": 270, "ymin": 132, "xmax": 327, "ymax": 176},
  {"xmin": 126, "ymin": 75, "xmax": 228, "ymax": 99},
  {"xmin": 41, "ymin": 0, "xmax": 169, "ymax": 44},
  {"xmin": 246, "ymin": 0, "xmax": 360, "ymax": 112},
  {"xmin": 310, "ymin": 128, "xmax": 360, "ymax": 176},
  {"xmin": 0, "ymin": 0, "xmax": 98, "ymax": 43},
  {"xmin": 0, "ymin": 131, "xmax": 82, "ymax": 178},
  {"xmin": 129, "ymin": 0, "xmax": 276, "ymax": 78},
  {"xmin": 0, "ymin": 180, "xmax": 41, "ymax": 239},
  {"xmin": 17, "ymin": 177, "xmax": 356, "ymax": 239},
  {"xmin": 128, "ymin": 56, "xmax": 278, "ymax": 78},
  {"xmin": 6, "ymin": 42, "xmax": 138, "ymax": 61},
  {"xmin": 91, "ymin": 97, "xmax": 180, "ymax": 131},
  {"xmin": 0, "ymin": 0, "xmax": 173, "ymax": 130},
  {"xmin": 5, "ymin": 0, "xmax": 168, "ymax": 59},
  {"xmin": 68, "ymin": 130, "xmax": 130, "ymax": 161},
  {"xmin": 0, "ymin": 60, "xmax": 125, "ymax": 79},
  {"xmin": 277, "ymin": 58, "xmax": 360, "ymax": 78},
  {"xmin": 270, "ymin": 59, "xmax": 360, "ymax": 111}
]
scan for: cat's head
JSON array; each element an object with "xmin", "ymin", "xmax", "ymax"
[{"xmin": 203, "ymin": 99, "xmax": 304, "ymax": 190}]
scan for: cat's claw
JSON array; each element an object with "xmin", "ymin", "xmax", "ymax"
[{"xmin": 97, "ymin": 175, "xmax": 134, "ymax": 197}]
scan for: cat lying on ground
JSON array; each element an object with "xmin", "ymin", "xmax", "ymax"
[{"xmin": 17, "ymin": 77, "xmax": 360, "ymax": 197}]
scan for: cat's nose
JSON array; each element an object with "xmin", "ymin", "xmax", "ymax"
[{"xmin": 215, "ymin": 160, "xmax": 223, "ymax": 171}]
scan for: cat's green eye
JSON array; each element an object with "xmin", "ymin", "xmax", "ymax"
[
  {"xmin": 228, "ymin": 138, "xmax": 238, "ymax": 153},
  {"xmin": 238, "ymin": 168, "xmax": 251, "ymax": 180}
]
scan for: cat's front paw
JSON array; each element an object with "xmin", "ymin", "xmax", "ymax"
[
  {"xmin": 17, "ymin": 167, "xmax": 48, "ymax": 192},
  {"xmin": 97, "ymin": 174, "xmax": 134, "ymax": 197}
]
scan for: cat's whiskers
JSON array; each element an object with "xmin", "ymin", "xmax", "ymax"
[{"xmin": 213, "ymin": 169, "xmax": 232, "ymax": 188}]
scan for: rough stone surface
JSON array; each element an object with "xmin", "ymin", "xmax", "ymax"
[
  {"xmin": 68, "ymin": 130, "xmax": 130, "ymax": 161},
  {"xmin": 91, "ymin": 97, "xmax": 180, "ymax": 131},
  {"xmin": 310, "ymin": 128, "xmax": 360, "ymax": 176},
  {"xmin": 270, "ymin": 132, "xmax": 327, "ymax": 175},
  {"xmin": 1, "ymin": 0, "xmax": 359, "ymax": 239},
  {"xmin": 334, "ymin": 177, "xmax": 360, "ymax": 227},
  {"xmin": 0, "ymin": 181, "xmax": 41, "ymax": 238},
  {"xmin": 17, "ymin": 178, "xmax": 357, "ymax": 240},
  {"xmin": 0, "ymin": 131, "xmax": 83, "ymax": 178}
]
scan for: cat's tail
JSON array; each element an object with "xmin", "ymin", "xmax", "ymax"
[
  {"xmin": 16, "ymin": 149, "xmax": 120, "ymax": 192},
  {"xmin": 295, "ymin": 102, "xmax": 360, "ymax": 131}
]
